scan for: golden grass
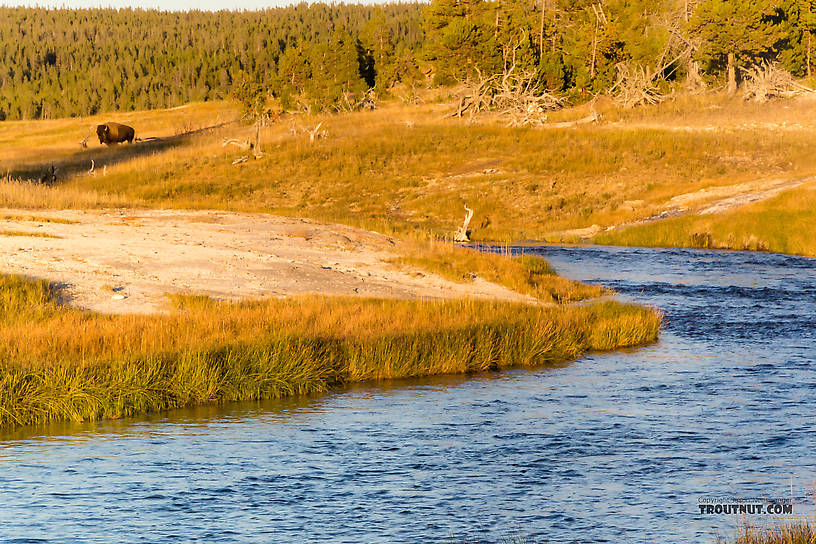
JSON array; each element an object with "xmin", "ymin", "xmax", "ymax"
[
  {"xmin": 0, "ymin": 100, "xmax": 236, "ymax": 157},
  {"xmin": 0, "ymin": 213, "xmax": 78, "ymax": 224},
  {"xmin": 595, "ymin": 183, "xmax": 816, "ymax": 255},
  {"xmin": 0, "ymin": 97, "xmax": 677, "ymax": 430},
  {"xmin": 599, "ymin": 92, "xmax": 816, "ymax": 127},
  {"xmin": 0, "ymin": 274, "xmax": 661, "ymax": 428},
  {"xmin": 0, "ymin": 179, "xmax": 132, "ymax": 209},
  {"xmin": 727, "ymin": 521, "xmax": 816, "ymax": 544},
  {"xmin": 4, "ymin": 96, "xmax": 816, "ymax": 248},
  {"xmin": 0, "ymin": 100, "xmax": 238, "ymax": 193}
]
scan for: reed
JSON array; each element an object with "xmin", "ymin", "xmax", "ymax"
[
  {"xmin": 726, "ymin": 521, "xmax": 816, "ymax": 544},
  {"xmin": 0, "ymin": 274, "xmax": 661, "ymax": 429}
]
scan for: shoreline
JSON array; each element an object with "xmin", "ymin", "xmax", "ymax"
[
  {"xmin": 0, "ymin": 282, "xmax": 662, "ymax": 429},
  {"xmin": 472, "ymin": 239, "xmax": 816, "ymax": 260}
]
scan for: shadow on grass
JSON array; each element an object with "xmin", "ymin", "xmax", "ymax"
[{"xmin": 7, "ymin": 120, "xmax": 237, "ymax": 183}]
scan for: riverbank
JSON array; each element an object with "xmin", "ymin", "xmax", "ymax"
[
  {"xmin": 2, "ymin": 244, "xmax": 809, "ymax": 542},
  {"xmin": 0, "ymin": 208, "xmax": 536, "ymax": 314},
  {"xmin": 0, "ymin": 207, "xmax": 607, "ymax": 314},
  {"xmin": 593, "ymin": 181, "xmax": 816, "ymax": 256},
  {"xmin": 0, "ymin": 273, "xmax": 660, "ymax": 428}
]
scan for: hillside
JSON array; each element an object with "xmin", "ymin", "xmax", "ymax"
[{"xmin": 3, "ymin": 93, "xmax": 816, "ymax": 256}]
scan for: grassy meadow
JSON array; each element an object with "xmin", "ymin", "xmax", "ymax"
[
  {"xmin": 3, "ymin": 94, "xmax": 816, "ymax": 250},
  {"xmin": 0, "ymin": 274, "xmax": 660, "ymax": 428},
  {"xmin": 394, "ymin": 239, "xmax": 606, "ymax": 302}
]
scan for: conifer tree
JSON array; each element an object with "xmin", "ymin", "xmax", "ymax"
[
  {"xmin": 422, "ymin": 0, "xmax": 500, "ymax": 84},
  {"xmin": 691, "ymin": 0, "xmax": 788, "ymax": 93}
]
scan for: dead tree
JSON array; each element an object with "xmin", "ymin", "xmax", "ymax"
[
  {"xmin": 253, "ymin": 120, "xmax": 263, "ymax": 159},
  {"xmin": 610, "ymin": 63, "xmax": 666, "ymax": 108},
  {"xmin": 604, "ymin": 8, "xmax": 699, "ymax": 106},
  {"xmin": 608, "ymin": 13, "xmax": 698, "ymax": 109},
  {"xmin": 356, "ymin": 88, "xmax": 377, "ymax": 111},
  {"xmin": 250, "ymin": 112, "xmax": 273, "ymax": 159},
  {"xmin": 339, "ymin": 88, "xmax": 377, "ymax": 113},
  {"xmin": 589, "ymin": 3, "xmax": 608, "ymax": 80},
  {"xmin": 79, "ymin": 126, "xmax": 94, "ymax": 149},
  {"xmin": 451, "ymin": 65, "xmax": 563, "ymax": 126},
  {"xmin": 454, "ymin": 205, "xmax": 474, "ymax": 243},
  {"xmin": 540, "ymin": 110, "xmax": 600, "ymax": 129},
  {"xmin": 397, "ymin": 84, "xmax": 423, "ymax": 105},
  {"xmin": 308, "ymin": 122, "xmax": 327, "ymax": 144},
  {"xmin": 684, "ymin": 60, "xmax": 706, "ymax": 93},
  {"xmin": 742, "ymin": 62, "xmax": 816, "ymax": 102}
]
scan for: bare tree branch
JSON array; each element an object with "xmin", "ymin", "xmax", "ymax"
[
  {"xmin": 450, "ymin": 65, "xmax": 563, "ymax": 126},
  {"xmin": 743, "ymin": 62, "xmax": 816, "ymax": 102}
]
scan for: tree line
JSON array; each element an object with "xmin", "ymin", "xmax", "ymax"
[
  {"xmin": 1, "ymin": 1, "xmax": 815, "ymax": 121},
  {"xmin": 0, "ymin": 4, "xmax": 423, "ymax": 120},
  {"xmin": 426, "ymin": 0, "xmax": 816, "ymax": 100}
]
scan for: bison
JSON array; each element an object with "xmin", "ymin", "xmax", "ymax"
[{"xmin": 96, "ymin": 122, "xmax": 135, "ymax": 145}]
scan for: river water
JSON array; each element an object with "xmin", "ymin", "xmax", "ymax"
[{"xmin": 2, "ymin": 246, "xmax": 815, "ymax": 543}]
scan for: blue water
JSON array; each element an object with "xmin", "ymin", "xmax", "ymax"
[{"xmin": 1, "ymin": 245, "xmax": 815, "ymax": 543}]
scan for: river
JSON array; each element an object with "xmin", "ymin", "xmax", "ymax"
[{"xmin": 1, "ymin": 245, "xmax": 814, "ymax": 543}]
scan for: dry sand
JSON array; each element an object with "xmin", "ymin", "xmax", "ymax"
[{"xmin": 0, "ymin": 208, "xmax": 534, "ymax": 314}]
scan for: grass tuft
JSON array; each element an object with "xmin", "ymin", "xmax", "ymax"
[
  {"xmin": 725, "ymin": 521, "xmax": 816, "ymax": 544},
  {"xmin": 0, "ymin": 213, "xmax": 78, "ymax": 224}
]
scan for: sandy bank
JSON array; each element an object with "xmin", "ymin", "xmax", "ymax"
[{"xmin": 0, "ymin": 208, "xmax": 534, "ymax": 313}]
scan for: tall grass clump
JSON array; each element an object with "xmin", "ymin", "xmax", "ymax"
[
  {"xmin": 0, "ymin": 275, "xmax": 660, "ymax": 429},
  {"xmin": 725, "ymin": 521, "xmax": 816, "ymax": 544}
]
